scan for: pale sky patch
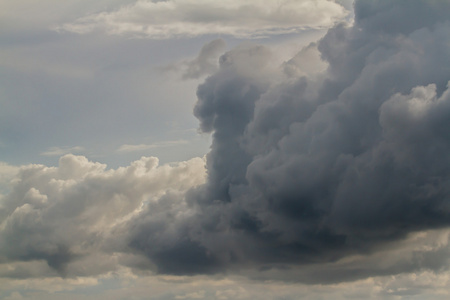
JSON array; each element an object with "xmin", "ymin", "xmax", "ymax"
[
  {"xmin": 117, "ymin": 139, "xmax": 189, "ymax": 153},
  {"xmin": 40, "ymin": 146, "xmax": 85, "ymax": 156}
]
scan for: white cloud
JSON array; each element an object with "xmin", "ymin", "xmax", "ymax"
[
  {"xmin": 40, "ymin": 146, "xmax": 85, "ymax": 157},
  {"xmin": 117, "ymin": 140, "xmax": 189, "ymax": 153},
  {"xmin": 1, "ymin": 267, "xmax": 450, "ymax": 299},
  {"xmin": 57, "ymin": 0, "xmax": 348, "ymax": 39},
  {"xmin": 0, "ymin": 163, "xmax": 19, "ymax": 184},
  {"xmin": 0, "ymin": 154, "xmax": 206, "ymax": 277},
  {"xmin": 0, "ymin": 162, "xmax": 19, "ymax": 195},
  {"xmin": 175, "ymin": 290, "xmax": 206, "ymax": 299}
]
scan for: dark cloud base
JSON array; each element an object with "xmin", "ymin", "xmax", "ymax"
[{"xmin": 128, "ymin": 0, "xmax": 450, "ymax": 280}]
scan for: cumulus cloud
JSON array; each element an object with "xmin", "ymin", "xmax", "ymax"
[
  {"xmin": 0, "ymin": 154, "xmax": 206, "ymax": 277},
  {"xmin": 57, "ymin": 0, "xmax": 348, "ymax": 39},
  {"xmin": 122, "ymin": 0, "xmax": 450, "ymax": 281},
  {"xmin": 2, "ymin": 1, "xmax": 450, "ymax": 295}
]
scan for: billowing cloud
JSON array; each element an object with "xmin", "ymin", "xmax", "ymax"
[
  {"xmin": 121, "ymin": 0, "xmax": 450, "ymax": 280},
  {"xmin": 57, "ymin": 0, "xmax": 348, "ymax": 38},
  {"xmin": 2, "ymin": 1, "xmax": 450, "ymax": 296},
  {"xmin": 0, "ymin": 154, "xmax": 206, "ymax": 277}
]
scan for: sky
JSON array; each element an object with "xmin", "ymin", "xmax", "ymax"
[{"xmin": 1, "ymin": 0, "xmax": 450, "ymax": 299}]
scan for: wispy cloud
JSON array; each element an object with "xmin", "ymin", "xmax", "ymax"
[
  {"xmin": 57, "ymin": 0, "xmax": 348, "ymax": 39},
  {"xmin": 163, "ymin": 39, "xmax": 227, "ymax": 80},
  {"xmin": 117, "ymin": 140, "xmax": 188, "ymax": 153},
  {"xmin": 40, "ymin": 146, "xmax": 85, "ymax": 156}
]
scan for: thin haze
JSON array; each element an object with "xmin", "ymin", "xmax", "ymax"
[{"xmin": 1, "ymin": 0, "xmax": 450, "ymax": 299}]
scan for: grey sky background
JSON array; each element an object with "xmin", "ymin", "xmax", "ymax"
[
  {"xmin": 1, "ymin": 1, "xmax": 450, "ymax": 299},
  {"xmin": 1, "ymin": 0, "xmax": 331, "ymax": 168}
]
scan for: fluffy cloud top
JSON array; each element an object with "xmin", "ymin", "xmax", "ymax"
[
  {"xmin": 58, "ymin": 0, "xmax": 348, "ymax": 38},
  {"xmin": 0, "ymin": 155, "xmax": 206, "ymax": 277}
]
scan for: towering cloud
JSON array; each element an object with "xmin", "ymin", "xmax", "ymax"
[
  {"xmin": 127, "ymin": 0, "xmax": 450, "ymax": 279},
  {"xmin": 1, "ymin": 0, "xmax": 450, "ymax": 287}
]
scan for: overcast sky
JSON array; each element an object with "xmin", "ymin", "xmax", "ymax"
[{"xmin": 1, "ymin": 0, "xmax": 450, "ymax": 299}]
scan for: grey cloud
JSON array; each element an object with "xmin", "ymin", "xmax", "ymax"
[
  {"xmin": 2, "ymin": 0, "xmax": 450, "ymax": 289},
  {"xmin": 124, "ymin": 0, "xmax": 450, "ymax": 281},
  {"xmin": 58, "ymin": 0, "xmax": 348, "ymax": 39},
  {"xmin": 282, "ymin": 42, "xmax": 327, "ymax": 78},
  {"xmin": 182, "ymin": 39, "xmax": 226, "ymax": 80},
  {"xmin": 116, "ymin": 191, "xmax": 222, "ymax": 275},
  {"xmin": 162, "ymin": 39, "xmax": 227, "ymax": 80}
]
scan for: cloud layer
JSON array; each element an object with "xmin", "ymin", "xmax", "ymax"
[
  {"xmin": 1, "ymin": 1, "xmax": 450, "ymax": 295},
  {"xmin": 58, "ymin": 0, "xmax": 348, "ymax": 38}
]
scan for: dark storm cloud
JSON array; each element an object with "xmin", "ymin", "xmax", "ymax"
[
  {"xmin": 2, "ymin": 0, "xmax": 450, "ymax": 286},
  {"xmin": 125, "ymin": 0, "xmax": 450, "ymax": 280}
]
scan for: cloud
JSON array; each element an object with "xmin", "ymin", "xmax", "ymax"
[
  {"xmin": 2, "ymin": 1, "xmax": 450, "ymax": 295},
  {"xmin": 0, "ymin": 162, "xmax": 19, "ymax": 195},
  {"xmin": 0, "ymin": 162, "xmax": 19, "ymax": 184},
  {"xmin": 282, "ymin": 42, "xmax": 327, "ymax": 78},
  {"xmin": 116, "ymin": 140, "xmax": 189, "ymax": 153},
  {"xmin": 123, "ymin": 0, "xmax": 450, "ymax": 281},
  {"xmin": 175, "ymin": 290, "xmax": 205, "ymax": 299},
  {"xmin": 2, "ymin": 266, "xmax": 450, "ymax": 299},
  {"xmin": 40, "ymin": 146, "xmax": 85, "ymax": 157},
  {"xmin": 0, "ymin": 154, "xmax": 206, "ymax": 277},
  {"xmin": 57, "ymin": 0, "xmax": 348, "ymax": 39},
  {"xmin": 161, "ymin": 39, "xmax": 227, "ymax": 80},
  {"xmin": 182, "ymin": 39, "xmax": 227, "ymax": 80}
]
